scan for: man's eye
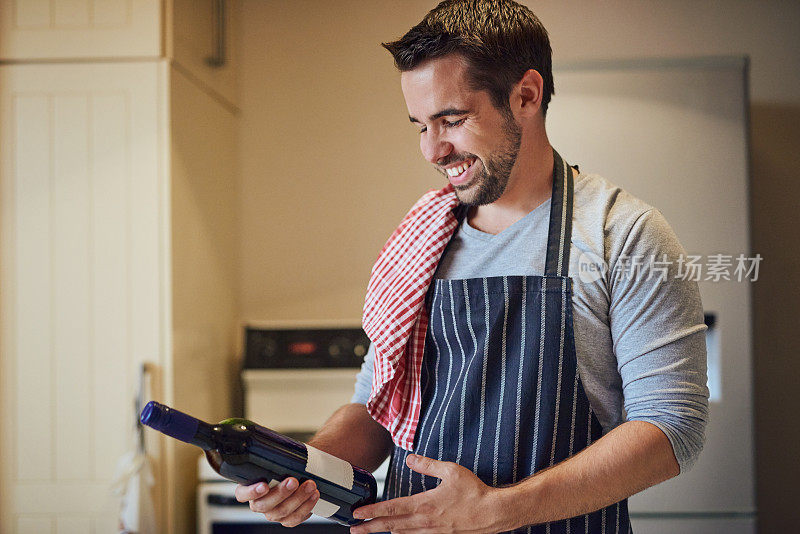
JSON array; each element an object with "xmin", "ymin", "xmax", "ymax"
[
  {"xmin": 445, "ymin": 118, "xmax": 466, "ymax": 128},
  {"xmin": 418, "ymin": 126, "xmax": 427, "ymax": 134}
]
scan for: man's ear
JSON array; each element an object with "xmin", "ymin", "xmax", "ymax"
[{"xmin": 513, "ymin": 68, "xmax": 544, "ymax": 119}]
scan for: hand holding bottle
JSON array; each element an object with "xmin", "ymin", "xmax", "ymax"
[
  {"xmin": 139, "ymin": 401, "xmax": 377, "ymax": 526},
  {"xmin": 235, "ymin": 477, "xmax": 321, "ymax": 527}
]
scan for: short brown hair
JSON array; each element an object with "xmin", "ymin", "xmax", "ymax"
[{"xmin": 382, "ymin": 0, "xmax": 554, "ymax": 117}]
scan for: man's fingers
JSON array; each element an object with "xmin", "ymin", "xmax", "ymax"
[
  {"xmin": 349, "ymin": 514, "xmax": 418, "ymax": 534},
  {"xmin": 405, "ymin": 454, "xmax": 454, "ymax": 479},
  {"xmin": 235, "ymin": 476, "xmax": 320, "ymax": 528},
  {"xmin": 235, "ymin": 481, "xmax": 270, "ymax": 503},
  {"xmin": 248, "ymin": 477, "xmax": 300, "ymax": 513},
  {"xmin": 276, "ymin": 487, "xmax": 320, "ymax": 527},
  {"xmin": 261, "ymin": 479, "xmax": 318, "ymax": 521},
  {"xmin": 352, "ymin": 493, "xmax": 421, "ymax": 521}
]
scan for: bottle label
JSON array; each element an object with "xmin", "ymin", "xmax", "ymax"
[
  {"xmin": 304, "ymin": 444, "xmax": 355, "ymax": 491},
  {"xmin": 310, "ymin": 497, "xmax": 341, "ymax": 518}
]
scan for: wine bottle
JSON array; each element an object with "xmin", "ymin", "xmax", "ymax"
[{"xmin": 139, "ymin": 401, "xmax": 376, "ymax": 526}]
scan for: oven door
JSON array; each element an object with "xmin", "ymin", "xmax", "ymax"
[{"xmin": 198, "ymin": 482, "xmax": 350, "ymax": 533}]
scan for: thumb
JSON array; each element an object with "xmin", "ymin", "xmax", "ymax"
[{"xmin": 406, "ymin": 454, "xmax": 451, "ymax": 478}]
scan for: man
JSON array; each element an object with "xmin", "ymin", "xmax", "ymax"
[{"xmin": 236, "ymin": 1, "xmax": 709, "ymax": 532}]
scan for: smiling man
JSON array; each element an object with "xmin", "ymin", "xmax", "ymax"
[
  {"xmin": 404, "ymin": 54, "xmax": 524, "ymax": 211},
  {"xmin": 235, "ymin": 1, "xmax": 709, "ymax": 532}
]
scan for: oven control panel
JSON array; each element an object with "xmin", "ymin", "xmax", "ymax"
[{"xmin": 243, "ymin": 327, "xmax": 370, "ymax": 369}]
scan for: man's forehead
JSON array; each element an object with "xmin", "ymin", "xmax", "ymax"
[{"xmin": 400, "ymin": 56, "xmax": 476, "ymax": 119}]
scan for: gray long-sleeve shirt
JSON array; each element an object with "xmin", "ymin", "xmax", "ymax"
[{"xmin": 352, "ymin": 172, "xmax": 709, "ymax": 474}]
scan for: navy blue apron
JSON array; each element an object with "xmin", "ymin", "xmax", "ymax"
[{"xmin": 383, "ymin": 150, "xmax": 631, "ymax": 533}]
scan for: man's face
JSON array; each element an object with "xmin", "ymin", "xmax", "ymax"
[{"xmin": 400, "ymin": 55, "xmax": 521, "ymax": 206}]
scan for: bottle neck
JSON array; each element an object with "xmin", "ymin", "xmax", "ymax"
[
  {"xmin": 191, "ymin": 421, "xmax": 216, "ymax": 451},
  {"xmin": 140, "ymin": 401, "xmax": 217, "ymax": 451}
]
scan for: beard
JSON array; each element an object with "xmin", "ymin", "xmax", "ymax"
[{"xmin": 447, "ymin": 115, "xmax": 522, "ymax": 206}]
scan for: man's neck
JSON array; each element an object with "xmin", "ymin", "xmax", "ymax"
[{"xmin": 467, "ymin": 140, "xmax": 559, "ymax": 235}]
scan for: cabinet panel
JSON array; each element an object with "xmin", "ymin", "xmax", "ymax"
[
  {"xmin": 12, "ymin": 95, "xmax": 54, "ymax": 482},
  {"xmin": 16, "ymin": 517, "xmax": 52, "ymax": 533},
  {"xmin": 0, "ymin": 0, "xmax": 160, "ymax": 59},
  {"xmin": 0, "ymin": 61, "xmax": 168, "ymax": 532}
]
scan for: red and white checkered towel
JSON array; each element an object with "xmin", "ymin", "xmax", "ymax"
[{"xmin": 362, "ymin": 185, "xmax": 461, "ymax": 450}]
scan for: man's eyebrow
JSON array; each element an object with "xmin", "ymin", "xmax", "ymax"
[{"xmin": 408, "ymin": 108, "xmax": 470, "ymax": 123}]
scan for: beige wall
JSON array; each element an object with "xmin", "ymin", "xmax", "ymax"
[
  {"xmin": 170, "ymin": 62, "xmax": 240, "ymax": 534},
  {"xmin": 239, "ymin": 0, "xmax": 800, "ymax": 530},
  {"xmin": 166, "ymin": 2, "xmax": 242, "ymax": 532}
]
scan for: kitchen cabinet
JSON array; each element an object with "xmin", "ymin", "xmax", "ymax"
[
  {"xmin": 0, "ymin": 2, "xmax": 241, "ymax": 534},
  {"xmin": 0, "ymin": 59, "xmax": 169, "ymax": 534},
  {"xmin": 0, "ymin": 0, "xmax": 161, "ymax": 59}
]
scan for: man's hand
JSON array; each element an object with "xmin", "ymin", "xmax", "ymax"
[
  {"xmin": 235, "ymin": 477, "xmax": 320, "ymax": 528},
  {"xmin": 350, "ymin": 454, "xmax": 511, "ymax": 534}
]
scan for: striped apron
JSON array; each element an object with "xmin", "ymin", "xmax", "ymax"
[{"xmin": 383, "ymin": 151, "xmax": 631, "ymax": 533}]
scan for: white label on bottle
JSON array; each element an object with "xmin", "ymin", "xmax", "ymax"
[
  {"xmin": 311, "ymin": 497, "xmax": 341, "ymax": 518},
  {"xmin": 304, "ymin": 444, "xmax": 354, "ymax": 490}
]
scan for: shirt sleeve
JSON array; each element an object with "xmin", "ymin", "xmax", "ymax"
[
  {"xmin": 608, "ymin": 208, "xmax": 710, "ymax": 474},
  {"xmin": 351, "ymin": 341, "xmax": 375, "ymax": 404}
]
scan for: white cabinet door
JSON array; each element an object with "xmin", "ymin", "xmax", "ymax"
[
  {"xmin": 0, "ymin": 0, "xmax": 160, "ymax": 59},
  {"xmin": 0, "ymin": 61, "xmax": 169, "ymax": 533}
]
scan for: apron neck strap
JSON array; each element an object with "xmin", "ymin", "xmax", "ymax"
[{"xmin": 544, "ymin": 149, "xmax": 574, "ymax": 277}]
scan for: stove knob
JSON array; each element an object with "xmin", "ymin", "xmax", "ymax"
[{"xmin": 262, "ymin": 337, "xmax": 278, "ymax": 358}]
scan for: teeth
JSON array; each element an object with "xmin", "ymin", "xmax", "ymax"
[{"xmin": 446, "ymin": 160, "xmax": 472, "ymax": 177}]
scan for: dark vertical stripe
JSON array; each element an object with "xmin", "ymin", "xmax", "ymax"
[
  {"xmin": 457, "ymin": 279, "xmax": 476, "ymax": 465},
  {"xmin": 437, "ymin": 282, "xmax": 455, "ymax": 464},
  {"xmin": 531, "ymin": 277, "xmax": 547, "ymax": 474},
  {"xmin": 419, "ymin": 286, "xmax": 445, "ymax": 491},
  {"xmin": 549, "ymin": 279, "xmax": 567, "ymax": 467},
  {"xmin": 544, "ymin": 149, "xmax": 565, "ymax": 276},
  {"xmin": 474, "ymin": 278, "xmax": 490, "ymax": 473},
  {"xmin": 493, "ymin": 276, "xmax": 509, "ymax": 486},
  {"xmin": 513, "ymin": 277, "xmax": 527, "ymax": 481},
  {"xmin": 544, "ymin": 150, "xmax": 574, "ymax": 277}
]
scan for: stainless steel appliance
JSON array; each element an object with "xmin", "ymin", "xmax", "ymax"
[
  {"xmin": 197, "ymin": 325, "xmax": 388, "ymax": 533},
  {"xmin": 549, "ymin": 57, "xmax": 755, "ymax": 532}
]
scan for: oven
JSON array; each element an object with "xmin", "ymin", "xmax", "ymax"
[{"xmin": 197, "ymin": 325, "xmax": 388, "ymax": 533}]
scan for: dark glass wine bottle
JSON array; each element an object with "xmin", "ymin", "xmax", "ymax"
[{"xmin": 139, "ymin": 401, "xmax": 376, "ymax": 526}]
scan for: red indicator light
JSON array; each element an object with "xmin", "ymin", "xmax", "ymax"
[{"xmin": 288, "ymin": 341, "xmax": 316, "ymax": 355}]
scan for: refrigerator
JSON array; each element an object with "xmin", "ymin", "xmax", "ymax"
[{"xmin": 548, "ymin": 56, "xmax": 756, "ymax": 533}]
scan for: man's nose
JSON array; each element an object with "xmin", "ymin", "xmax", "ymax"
[{"xmin": 420, "ymin": 132, "xmax": 453, "ymax": 165}]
